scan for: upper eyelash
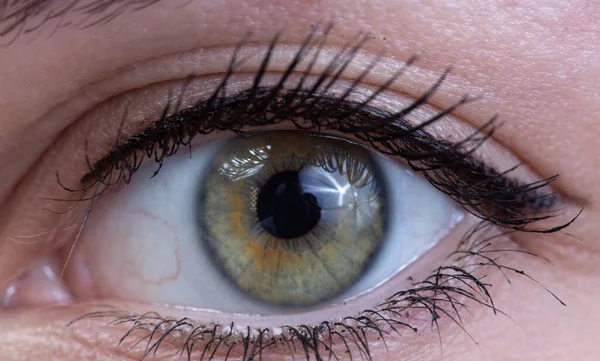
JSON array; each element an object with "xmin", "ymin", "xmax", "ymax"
[{"xmin": 67, "ymin": 28, "xmax": 565, "ymax": 233}]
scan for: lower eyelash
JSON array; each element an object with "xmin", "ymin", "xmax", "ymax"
[
  {"xmin": 56, "ymin": 26, "xmax": 579, "ymax": 361},
  {"xmin": 64, "ymin": 220, "xmax": 566, "ymax": 361}
]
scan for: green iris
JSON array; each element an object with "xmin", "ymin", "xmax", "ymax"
[{"xmin": 199, "ymin": 132, "xmax": 387, "ymax": 307}]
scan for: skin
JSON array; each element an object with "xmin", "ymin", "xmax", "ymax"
[{"xmin": 0, "ymin": 0, "xmax": 599, "ymax": 360}]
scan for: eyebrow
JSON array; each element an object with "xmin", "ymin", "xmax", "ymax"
[{"xmin": 0, "ymin": 0, "xmax": 163, "ymax": 42}]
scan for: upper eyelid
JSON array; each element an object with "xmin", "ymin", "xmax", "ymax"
[
  {"xmin": 4, "ymin": 26, "xmax": 576, "ymax": 216},
  {"xmin": 9, "ymin": 29, "xmax": 474, "ymax": 183},
  {"xmin": 24, "ymin": 40, "xmax": 446, "ymax": 157},
  {"xmin": 61, "ymin": 37, "xmax": 516, "ymax": 180},
  {"xmin": 55, "ymin": 39, "xmax": 458, "ymax": 125},
  {"xmin": 39, "ymin": 31, "xmax": 567, "ymax": 216},
  {"xmin": 67, "ymin": 77, "xmax": 568, "ymax": 239},
  {"xmin": 34, "ymin": 40, "xmax": 441, "ymax": 177}
]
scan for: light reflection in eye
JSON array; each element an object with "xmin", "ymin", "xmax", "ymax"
[
  {"xmin": 219, "ymin": 145, "xmax": 269, "ymax": 180},
  {"xmin": 62, "ymin": 130, "xmax": 463, "ymax": 314}
]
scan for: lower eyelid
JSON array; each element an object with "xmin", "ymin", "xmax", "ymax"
[
  {"xmin": 0, "ymin": 208, "xmax": 563, "ymax": 361},
  {"xmin": 0, "ymin": 186, "xmax": 572, "ymax": 360},
  {"xmin": 0, "ymin": 306, "xmax": 388, "ymax": 361},
  {"xmin": 7, "ymin": 209, "xmax": 475, "ymax": 321},
  {"xmin": 0, "ymin": 217, "xmax": 511, "ymax": 361}
]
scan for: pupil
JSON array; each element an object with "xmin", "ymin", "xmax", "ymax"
[{"xmin": 257, "ymin": 170, "xmax": 322, "ymax": 239}]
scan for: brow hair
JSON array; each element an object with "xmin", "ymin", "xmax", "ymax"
[{"xmin": 0, "ymin": 0, "xmax": 164, "ymax": 43}]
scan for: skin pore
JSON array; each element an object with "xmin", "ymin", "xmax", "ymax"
[{"xmin": 0, "ymin": 0, "xmax": 599, "ymax": 360}]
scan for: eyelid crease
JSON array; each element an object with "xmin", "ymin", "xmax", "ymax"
[{"xmin": 56, "ymin": 218, "xmax": 569, "ymax": 361}]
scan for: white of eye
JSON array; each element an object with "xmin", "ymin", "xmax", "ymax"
[{"xmin": 70, "ymin": 137, "xmax": 463, "ymax": 314}]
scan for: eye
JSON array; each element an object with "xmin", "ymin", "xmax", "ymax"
[
  {"xmin": 1, "ymin": 28, "xmax": 573, "ymax": 361},
  {"xmin": 63, "ymin": 131, "xmax": 462, "ymax": 312}
]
